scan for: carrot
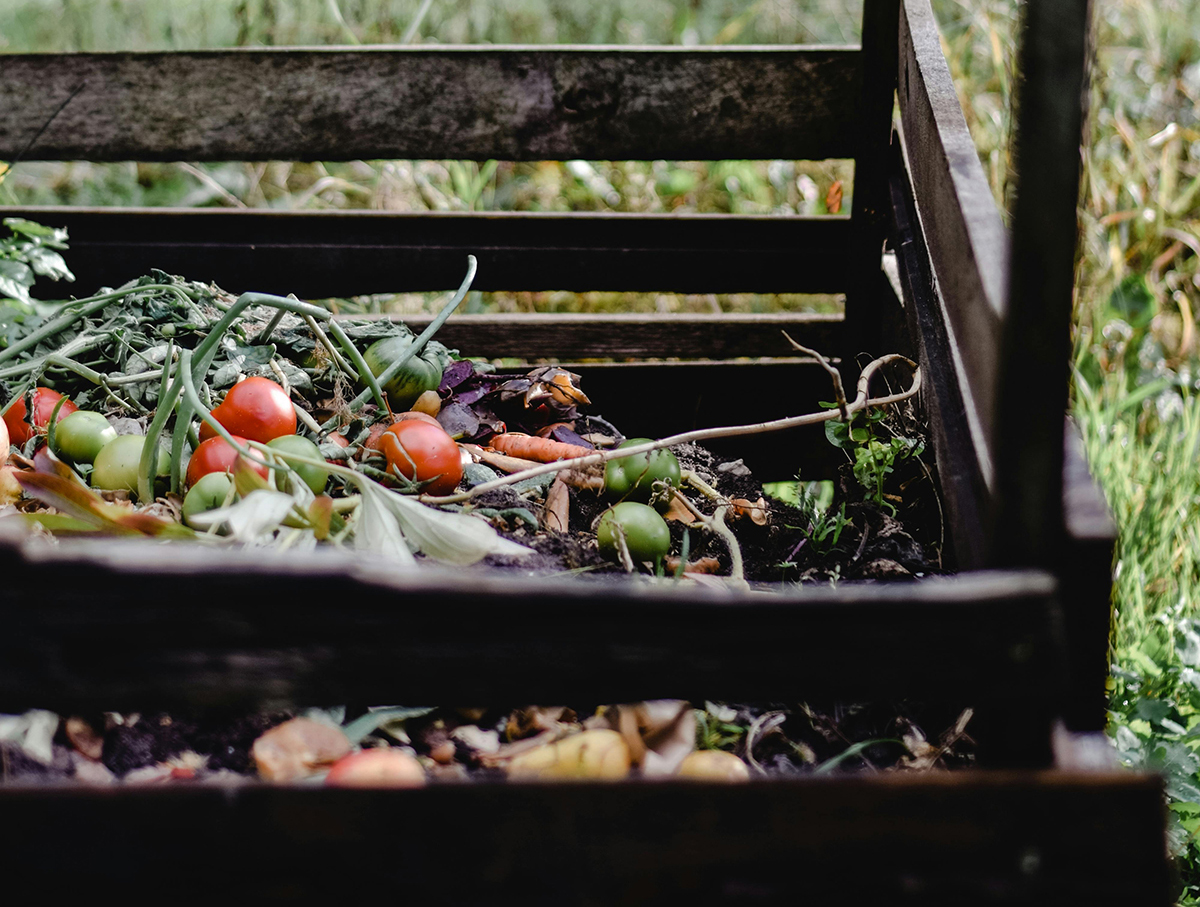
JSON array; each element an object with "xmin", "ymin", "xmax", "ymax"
[{"xmin": 490, "ymin": 432, "xmax": 593, "ymax": 463}]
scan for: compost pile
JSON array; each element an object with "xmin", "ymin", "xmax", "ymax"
[
  {"xmin": 0, "ymin": 701, "xmax": 977, "ymax": 787},
  {"xmin": 0, "ymin": 220, "xmax": 937, "ymax": 584},
  {"xmin": 0, "ymin": 220, "xmax": 951, "ymax": 788}
]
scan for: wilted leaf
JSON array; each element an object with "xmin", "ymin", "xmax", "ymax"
[
  {"xmin": 187, "ymin": 489, "xmax": 296, "ymax": 543},
  {"xmin": 353, "ymin": 483, "xmax": 416, "ymax": 568},
  {"xmin": 371, "ymin": 484, "xmax": 532, "ymax": 566},
  {"xmin": 16, "ymin": 471, "xmax": 191, "ymax": 537}
]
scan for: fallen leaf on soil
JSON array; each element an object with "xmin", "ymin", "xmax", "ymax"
[
  {"xmin": 587, "ymin": 700, "xmax": 694, "ymax": 776},
  {"xmin": 65, "ymin": 716, "xmax": 104, "ymax": 761},
  {"xmin": 664, "ymin": 555, "xmax": 722, "ymax": 575},
  {"xmin": 661, "ymin": 494, "xmax": 698, "ymax": 523},
  {"xmin": 729, "ymin": 496, "xmax": 769, "ymax": 526},
  {"xmin": 252, "ymin": 717, "xmax": 352, "ymax": 782},
  {"xmin": 541, "ymin": 476, "xmax": 570, "ymax": 533},
  {"xmin": 0, "ymin": 466, "xmax": 23, "ymax": 505}
]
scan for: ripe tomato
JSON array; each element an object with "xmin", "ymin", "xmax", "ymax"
[
  {"xmin": 4, "ymin": 387, "xmax": 79, "ymax": 447},
  {"xmin": 378, "ymin": 419, "xmax": 463, "ymax": 495},
  {"xmin": 186, "ymin": 435, "xmax": 270, "ymax": 488},
  {"xmin": 199, "ymin": 377, "xmax": 296, "ymax": 444}
]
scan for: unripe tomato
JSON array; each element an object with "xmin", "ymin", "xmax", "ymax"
[
  {"xmin": 186, "ymin": 435, "xmax": 270, "ymax": 488},
  {"xmin": 604, "ymin": 438, "xmax": 681, "ymax": 510},
  {"xmin": 198, "ymin": 377, "xmax": 296, "ymax": 444},
  {"xmin": 4, "ymin": 388, "xmax": 79, "ymax": 447},
  {"xmin": 267, "ymin": 434, "xmax": 329, "ymax": 494},
  {"xmin": 378, "ymin": 420, "xmax": 463, "ymax": 495},
  {"xmin": 182, "ymin": 472, "xmax": 235, "ymax": 526},
  {"xmin": 362, "ymin": 336, "xmax": 445, "ymax": 411},
  {"xmin": 92, "ymin": 434, "xmax": 168, "ymax": 498},
  {"xmin": 52, "ymin": 411, "xmax": 117, "ymax": 465},
  {"xmin": 597, "ymin": 502, "xmax": 671, "ymax": 565}
]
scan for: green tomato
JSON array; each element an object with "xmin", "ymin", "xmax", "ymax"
[
  {"xmin": 603, "ymin": 439, "xmax": 681, "ymax": 510},
  {"xmin": 52, "ymin": 411, "xmax": 117, "ymax": 464},
  {"xmin": 597, "ymin": 502, "xmax": 672, "ymax": 566},
  {"xmin": 362, "ymin": 336, "xmax": 445, "ymax": 410},
  {"xmin": 182, "ymin": 472, "xmax": 235, "ymax": 527},
  {"xmin": 92, "ymin": 434, "xmax": 168, "ymax": 498},
  {"xmin": 267, "ymin": 434, "xmax": 330, "ymax": 494}
]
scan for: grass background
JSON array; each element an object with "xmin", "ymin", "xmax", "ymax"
[{"xmin": 3, "ymin": 0, "xmax": 1200, "ymax": 898}]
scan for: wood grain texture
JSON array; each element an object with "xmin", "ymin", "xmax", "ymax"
[
  {"xmin": 0, "ymin": 773, "xmax": 1170, "ymax": 903},
  {"xmin": 889, "ymin": 152, "xmax": 991, "ymax": 570},
  {"xmin": 992, "ymin": 2, "xmax": 1092, "ymax": 568},
  {"xmin": 0, "ymin": 533, "xmax": 1061, "ymax": 723},
  {"xmin": 0, "ymin": 46, "xmax": 861, "ymax": 162},
  {"xmin": 2, "ymin": 206, "xmax": 853, "ymax": 296},
  {"xmin": 361, "ymin": 312, "xmax": 843, "ymax": 361},
  {"xmin": 898, "ymin": 0, "xmax": 1009, "ymax": 485}
]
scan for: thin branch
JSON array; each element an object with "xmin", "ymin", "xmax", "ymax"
[
  {"xmin": 423, "ymin": 353, "xmax": 921, "ymax": 505},
  {"xmin": 782, "ymin": 331, "xmax": 849, "ymax": 422}
]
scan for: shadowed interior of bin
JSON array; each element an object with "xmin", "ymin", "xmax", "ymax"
[{"xmin": 0, "ymin": 42, "xmax": 914, "ymax": 487}]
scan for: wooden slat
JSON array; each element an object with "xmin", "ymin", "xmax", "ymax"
[
  {"xmin": 0, "ymin": 539, "xmax": 1060, "ymax": 721},
  {"xmin": 0, "ymin": 773, "xmax": 1169, "ymax": 903},
  {"xmin": 2, "ymin": 206, "xmax": 853, "ymax": 296},
  {"xmin": 992, "ymin": 3, "xmax": 1092, "ymax": 567},
  {"xmin": 370, "ymin": 312, "xmax": 842, "ymax": 361},
  {"xmin": 898, "ymin": 0, "xmax": 1009, "ymax": 488},
  {"xmin": 841, "ymin": 0, "xmax": 901, "ymax": 369},
  {"xmin": 889, "ymin": 147, "xmax": 991, "ymax": 570},
  {"xmin": 0, "ymin": 46, "xmax": 861, "ymax": 162},
  {"xmin": 1059, "ymin": 424, "xmax": 1117, "ymax": 732}
]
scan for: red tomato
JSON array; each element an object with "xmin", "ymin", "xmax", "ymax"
[
  {"xmin": 3, "ymin": 388, "xmax": 79, "ymax": 447},
  {"xmin": 379, "ymin": 420, "xmax": 463, "ymax": 495},
  {"xmin": 198, "ymin": 377, "xmax": 296, "ymax": 444},
  {"xmin": 186, "ymin": 435, "xmax": 270, "ymax": 488}
]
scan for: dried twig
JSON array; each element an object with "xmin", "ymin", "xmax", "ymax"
[{"xmin": 423, "ymin": 352, "xmax": 920, "ymax": 505}]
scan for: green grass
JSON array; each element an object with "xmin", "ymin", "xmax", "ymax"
[{"xmin": 3, "ymin": 0, "xmax": 1200, "ymax": 897}]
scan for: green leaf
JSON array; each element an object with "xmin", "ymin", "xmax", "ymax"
[
  {"xmin": 813, "ymin": 738, "xmax": 902, "ymax": 774},
  {"xmin": 0, "ymin": 260, "xmax": 34, "ymax": 303},
  {"xmin": 341, "ymin": 706, "xmax": 437, "ymax": 745}
]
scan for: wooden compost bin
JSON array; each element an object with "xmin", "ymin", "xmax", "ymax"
[{"xmin": 0, "ymin": 1, "xmax": 1172, "ymax": 902}]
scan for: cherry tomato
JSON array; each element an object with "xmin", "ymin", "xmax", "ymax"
[
  {"xmin": 182, "ymin": 472, "xmax": 235, "ymax": 527},
  {"xmin": 51, "ymin": 411, "xmax": 117, "ymax": 465},
  {"xmin": 92, "ymin": 434, "xmax": 169, "ymax": 499},
  {"xmin": 4, "ymin": 388, "xmax": 79, "ymax": 447},
  {"xmin": 378, "ymin": 420, "xmax": 463, "ymax": 495},
  {"xmin": 603, "ymin": 438, "xmax": 680, "ymax": 510},
  {"xmin": 597, "ymin": 502, "xmax": 671, "ymax": 566},
  {"xmin": 267, "ymin": 434, "xmax": 329, "ymax": 494},
  {"xmin": 186, "ymin": 435, "xmax": 270, "ymax": 488},
  {"xmin": 198, "ymin": 377, "xmax": 296, "ymax": 444}
]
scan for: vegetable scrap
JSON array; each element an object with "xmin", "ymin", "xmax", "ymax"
[
  {"xmin": 0, "ymin": 702, "xmax": 978, "ymax": 786},
  {"xmin": 0, "ymin": 219, "xmax": 938, "ymax": 583}
]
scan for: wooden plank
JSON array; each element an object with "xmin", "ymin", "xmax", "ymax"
[
  {"xmin": 0, "ymin": 545, "xmax": 1061, "ymax": 722},
  {"xmin": 889, "ymin": 147, "xmax": 991, "ymax": 570},
  {"xmin": 2, "ymin": 206, "xmax": 853, "ymax": 297},
  {"xmin": 991, "ymin": 3, "xmax": 1092, "ymax": 567},
  {"xmin": 841, "ymin": 0, "xmax": 901, "ymax": 370},
  {"xmin": 0, "ymin": 46, "xmax": 861, "ymax": 162},
  {"xmin": 898, "ymin": 0, "xmax": 1009, "ymax": 486},
  {"xmin": 0, "ymin": 772, "xmax": 1169, "ymax": 903},
  {"xmin": 1059, "ymin": 423, "xmax": 1117, "ymax": 732},
  {"xmin": 363, "ymin": 312, "xmax": 843, "ymax": 361}
]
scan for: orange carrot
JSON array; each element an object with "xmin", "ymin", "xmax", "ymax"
[{"xmin": 490, "ymin": 432, "xmax": 593, "ymax": 463}]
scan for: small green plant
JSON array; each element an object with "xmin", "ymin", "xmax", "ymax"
[
  {"xmin": 825, "ymin": 408, "xmax": 923, "ymax": 513},
  {"xmin": 695, "ymin": 702, "xmax": 747, "ymax": 752}
]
